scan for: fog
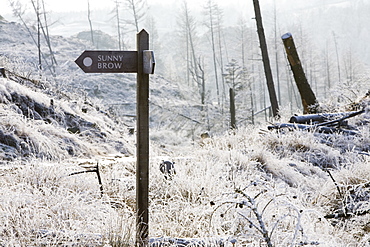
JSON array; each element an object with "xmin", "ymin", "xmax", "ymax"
[{"xmin": 3, "ymin": 0, "xmax": 370, "ymax": 115}]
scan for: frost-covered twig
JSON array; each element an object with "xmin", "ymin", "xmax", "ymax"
[
  {"xmin": 325, "ymin": 169, "xmax": 343, "ymax": 199},
  {"xmin": 235, "ymin": 188, "xmax": 273, "ymax": 247},
  {"xmin": 67, "ymin": 163, "xmax": 104, "ymax": 197}
]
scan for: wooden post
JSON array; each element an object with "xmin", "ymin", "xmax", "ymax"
[
  {"xmin": 252, "ymin": 0, "xmax": 279, "ymax": 118},
  {"xmin": 136, "ymin": 29, "xmax": 149, "ymax": 247},
  {"xmin": 281, "ymin": 33, "xmax": 319, "ymax": 114},
  {"xmin": 229, "ymin": 88, "xmax": 236, "ymax": 129}
]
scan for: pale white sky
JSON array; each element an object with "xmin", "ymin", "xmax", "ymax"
[
  {"xmin": 2, "ymin": 0, "xmax": 254, "ymax": 38},
  {"xmin": 2, "ymin": 0, "xmax": 249, "ymax": 15},
  {"xmin": 3, "ymin": 0, "xmax": 112, "ymax": 15}
]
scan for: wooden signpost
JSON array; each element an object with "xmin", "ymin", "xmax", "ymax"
[{"xmin": 75, "ymin": 29, "xmax": 154, "ymax": 247}]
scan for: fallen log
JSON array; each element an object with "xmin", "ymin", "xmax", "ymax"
[
  {"xmin": 268, "ymin": 123, "xmax": 359, "ymax": 136},
  {"xmin": 290, "ymin": 110, "xmax": 365, "ymax": 125},
  {"xmin": 316, "ymin": 110, "xmax": 365, "ymax": 127}
]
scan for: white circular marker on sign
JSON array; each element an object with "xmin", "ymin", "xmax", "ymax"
[{"xmin": 83, "ymin": 57, "xmax": 93, "ymax": 67}]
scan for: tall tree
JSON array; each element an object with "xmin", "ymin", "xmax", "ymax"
[
  {"xmin": 10, "ymin": 0, "xmax": 56, "ymax": 75},
  {"xmin": 236, "ymin": 17, "xmax": 248, "ymax": 68},
  {"xmin": 178, "ymin": 1, "xmax": 194, "ymax": 85},
  {"xmin": 273, "ymin": 0, "xmax": 281, "ymax": 103},
  {"xmin": 41, "ymin": 0, "xmax": 57, "ymax": 68},
  {"xmin": 125, "ymin": 0, "xmax": 147, "ymax": 32},
  {"xmin": 224, "ymin": 59, "xmax": 243, "ymax": 92},
  {"xmin": 332, "ymin": 31, "xmax": 341, "ymax": 84},
  {"xmin": 30, "ymin": 0, "xmax": 42, "ymax": 71},
  {"xmin": 87, "ymin": 0, "xmax": 94, "ymax": 46},
  {"xmin": 215, "ymin": 5, "xmax": 226, "ymax": 106},
  {"xmin": 178, "ymin": 1, "xmax": 206, "ymax": 107},
  {"xmin": 145, "ymin": 15, "xmax": 158, "ymax": 50},
  {"xmin": 224, "ymin": 59, "xmax": 251, "ymax": 128},
  {"xmin": 252, "ymin": 0, "xmax": 279, "ymax": 118},
  {"xmin": 112, "ymin": 0, "xmax": 123, "ymax": 50},
  {"xmin": 204, "ymin": 0, "xmax": 220, "ymax": 105}
]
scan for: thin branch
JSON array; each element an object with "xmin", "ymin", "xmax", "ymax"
[
  {"xmin": 326, "ymin": 169, "xmax": 343, "ymax": 199},
  {"xmin": 235, "ymin": 188, "xmax": 273, "ymax": 247},
  {"xmin": 237, "ymin": 212, "xmax": 263, "ymax": 234}
]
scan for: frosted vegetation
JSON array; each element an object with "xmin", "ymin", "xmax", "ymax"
[
  {"xmin": 1, "ymin": 100, "xmax": 370, "ymax": 246},
  {"xmin": 1, "ymin": 2, "xmax": 370, "ymax": 246}
]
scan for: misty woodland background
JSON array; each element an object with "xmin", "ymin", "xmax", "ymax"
[{"xmin": 1, "ymin": 0, "xmax": 370, "ymax": 246}]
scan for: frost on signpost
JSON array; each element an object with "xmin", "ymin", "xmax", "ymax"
[{"xmin": 75, "ymin": 29, "xmax": 154, "ymax": 247}]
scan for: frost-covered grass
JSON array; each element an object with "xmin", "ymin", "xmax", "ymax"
[
  {"xmin": 0, "ymin": 62, "xmax": 369, "ymax": 245},
  {"xmin": 1, "ymin": 117, "xmax": 370, "ymax": 246},
  {"xmin": 148, "ymin": 119, "xmax": 370, "ymax": 246},
  {"xmin": 0, "ymin": 159, "xmax": 133, "ymax": 246}
]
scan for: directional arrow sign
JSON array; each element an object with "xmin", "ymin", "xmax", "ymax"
[
  {"xmin": 75, "ymin": 50, "xmax": 156, "ymax": 74},
  {"xmin": 75, "ymin": 50, "xmax": 138, "ymax": 73}
]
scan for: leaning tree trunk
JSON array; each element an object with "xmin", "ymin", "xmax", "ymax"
[
  {"xmin": 282, "ymin": 32, "xmax": 319, "ymax": 114},
  {"xmin": 252, "ymin": 0, "xmax": 279, "ymax": 118}
]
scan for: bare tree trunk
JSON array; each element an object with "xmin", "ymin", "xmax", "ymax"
[
  {"xmin": 325, "ymin": 40, "xmax": 330, "ymax": 95},
  {"xmin": 127, "ymin": 0, "xmax": 139, "ymax": 32},
  {"xmin": 205, "ymin": 0, "xmax": 220, "ymax": 106},
  {"xmin": 9, "ymin": 1, "xmax": 53, "ymax": 75},
  {"xmin": 181, "ymin": 2, "xmax": 205, "ymax": 108},
  {"xmin": 250, "ymin": 84, "xmax": 255, "ymax": 125},
  {"xmin": 216, "ymin": 7, "xmax": 226, "ymax": 111},
  {"xmin": 186, "ymin": 18, "xmax": 190, "ymax": 86},
  {"xmin": 36, "ymin": 0, "xmax": 41, "ymax": 71},
  {"xmin": 282, "ymin": 32, "xmax": 319, "ymax": 114},
  {"xmin": 332, "ymin": 31, "xmax": 341, "ymax": 84},
  {"xmin": 237, "ymin": 17, "xmax": 246, "ymax": 67},
  {"xmin": 274, "ymin": 0, "xmax": 281, "ymax": 103},
  {"xmin": 31, "ymin": 0, "xmax": 57, "ymax": 75},
  {"xmin": 198, "ymin": 57, "xmax": 206, "ymax": 107},
  {"xmin": 252, "ymin": 0, "xmax": 279, "ymax": 118},
  {"xmin": 41, "ymin": 0, "xmax": 57, "ymax": 68},
  {"xmin": 126, "ymin": 0, "xmax": 146, "ymax": 33},
  {"xmin": 184, "ymin": 1, "xmax": 198, "ymax": 86},
  {"xmin": 114, "ymin": 0, "xmax": 122, "ymax": 50},
  {"xmin": 87, "ymin": 0, "xmax": 94, "ymax": 46}
]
